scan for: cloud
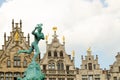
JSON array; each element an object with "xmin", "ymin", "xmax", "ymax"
[{"xmin": 0, "ymin": 0, "xmax": 120, "ymax": 69}]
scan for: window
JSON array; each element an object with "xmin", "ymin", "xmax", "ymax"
[
  {"xmin": 88, "ymin": 75, "xmax": 93, "ymax": 80},
  {"xmin": 14, "ymin": 56, "xmax": 21, "ymax": 67},
  {"xmin": 85, "ymin": 64, "xmax": 87, "ymax": 69},
  {"xmin": 61, "ymin": 63, "xmax": 64, "ymax": 70},
  {"xmin": 48, "ymin": 62, "xmax": 55, "ymax": 70},
  {"xmin": 5, "ymin": 72, "xmax": 12, "ymax": 80},
  {"xmin": 57, "ymin": 62, "xmax": 64, "ymax": 70},
  {"xmin": 14, "ymin": 61, "xmax": 17, "ymax": 66},
  {"xmin": 48, "ymin": 63, "xmax": 51, "ymax": 69},
  {"xmin": 82, "ymin": 75, "xmax": 87, "ymax": 80},
  {"xmin": 0, "ymin": 77, "xmax": 4, "ymax": 80},
  {"xmin": 60, "ymin": 51, "xmax": 63, "ymax": 57},
  {"xmin": 119, "ymin": 66, "xmax": 120, "ymax": 72},
  {"xmin": 82, "ymin": 78, "xmax": 87, "ymax": 80},
  {"xmin": 52, "ymin": 63, "xmax": 55, "ymax": 69},
  {"xmin": 48, "ymin": 51, "xmax": 51, "ymax": 57},
  {"xmin": 57, "ymin": 63, "xmax": 60, "ymax": 70},
  {"xmin": 114, "ymin": 77, "xmax": 117, "ymax": 80},
  {"xmin": 54, "ymin": 51, "xmax": 57, "ymax": 57},
  {"xmin": 89, "ymin": 58, "xmax": 91, "ymax": 60},
  {"xmin": 17, "ymin": 61, "xmax": 20, "ymax": 66},
  {"xmin": 23, "ymin": 59, "xmax": 27, "ymax": 67},
  {"xmin": 88, "ymin": 63, "xmax": 92, "ymax": 70},
  {"xmin": 14, "ymin": 72, "xmax": 20, "ymax": 77},
  {"xmin": 7, "ymin": 60, "xmax": 11, "ymax": 67},
  {"xmin": 95, "ymin": 74, "xmax": 100, "ymax": 80},
  {"xmin": 58, "ymin": 78, "xmax": 65, "ymax": 80},
  {"xmin": 67, "ymin": 78, "xmax": 74, "ymax": 80},
  {"xmin": 0, "ymin": 72, "xmax": 4, "ymax": 80},
  {"xmin": 66, "ymin": 66, "xmax": 69, "ymax": 71},
  {"xmin": 0, "ymin": 72, "xmax": 4, "ymax": 76},
  {"xmin": 49, "ymin": 78, "xmax": 56, "ymax": 80},
  {"xmin": 95, "ymin": 78, "xmax": 100, "ymax": 80},
  {"xmin": 43, "ymin": 65, "xmax": 46, "ymax": 70}
]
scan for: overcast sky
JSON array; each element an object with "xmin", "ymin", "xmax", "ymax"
[{"xmin": 0, "ymin": 0, "xmax": 120, "ymax": 69}]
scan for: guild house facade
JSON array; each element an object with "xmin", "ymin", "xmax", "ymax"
[
  {"xmin": 0, "ymin": 20, "xmax": 40, "ymax": 80},
  {"xmin": 0, "ymin": 20, "xmax": 120, "ymax": 80}
]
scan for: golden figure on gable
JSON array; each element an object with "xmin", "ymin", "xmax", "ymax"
[{"xmin": 14, "ymin": 32, "xmax": 19, "ymax": 41}]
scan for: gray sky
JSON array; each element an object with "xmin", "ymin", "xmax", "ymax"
[{"xmin": 0, "ymin": 0, "xmax": 120, "ymax": 69}]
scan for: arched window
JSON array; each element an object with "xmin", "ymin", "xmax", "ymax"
[
  {"xmin": 52, "ymin": 63, "xmax": 55, "ymax": 69},
  {"xmin": 48, "ymin": 63, "xmax": 52, "ymax": 69},
  {"xmin": 54, "ymin": 51, "xmax": 57, "ymax": 57},
  {"xmin": 48, "ymin": 51, "xmax": 51, "ymax": 57},
  {"xmin": 48, "ymin": 62, "xmax": 55, "ymax": 70},
  {"xmin": 60, "ymin": 51, "xmax": 63, "ymax": 57},
  {"xmin": 57, "ymin": 63, "xmax": 60, "ymax": 70},
  {"xmin": 57, "ymin": 61, "xmax": 64, "ymax": 70},
  {"xmin": 61, "ymin": 63, "xmax": 64, "ymax": 70}
]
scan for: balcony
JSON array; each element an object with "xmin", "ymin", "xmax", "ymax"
[{"xmin": 42, "ymin": 70, "xmax": 75, "ymax": 75}]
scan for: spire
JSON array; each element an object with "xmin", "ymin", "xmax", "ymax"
[
  {"xmin": 15, "ymin": 23, "xmax": 19, "ymax": 30},
  {"xmin": 96, "ymin": 55, "xmax": 98, "ymax": 60},
  {"xmin": 20, "ymin": 19, "xmax": 22, "ymax": 30},
  {"xmin": 62, "ymin": 36, "xmax": 65, "ymax": 45},
  {"xmin": 81, "ymin": 55, "xmax": 83, "ymax": 60},
  {"xmin": 72, "ymin": 50, "xmax": 75, "ymax": 64},
  {"xmin": 45, "ymin": 35, "xmax": 48, "ymax": 44},
  {"xmin": 12, "ymin": 19, "xmax": 14, "ymax": 31},
  {"xmin": 4, "ymin": 32, "xmax": 6, "ymax": 47},
  {"xmin": 72, "ymin": 50, "xmax": 75, "ymax": 57},
  {"xmin": 28, "ymin": 33, "xmax": 30, "ymax": 46}
]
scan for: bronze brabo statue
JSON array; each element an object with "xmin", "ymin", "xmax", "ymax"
[{"xmin": 17, "ymin": 24, "xmax": 45, "ymax": 80}]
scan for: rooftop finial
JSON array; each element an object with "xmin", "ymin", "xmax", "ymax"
[
  {"xmin": 52, "ymin": 26, "xmax": 58, "ymax": 38},
  {"xmin": 72, "ymin": 50, "xmax": 75, "ymax": 57},
  {"xmin": 12, "ymin": 19, "xmax": 14, "ymax": 31},
  {"xmin": 20, "ymin": 19, "xmax": 22, "ymax": 29},
  {"xmin": 45, "ymin": 35, "xmax": 48, "ymax": 41},
  {"xmin": 52, "ymin": 26, "xmax": 57, "ymax": 32},
  {"xmin": 87, "ymin": 47, "xmax": 91, "ymax": 52},
  {"xmin": 87, "ymin": 47, "xmax": 92, "ymax": 55},
  {"xmin": 62, "ymin": 36, "xmax": 65, "ymax": 42}
]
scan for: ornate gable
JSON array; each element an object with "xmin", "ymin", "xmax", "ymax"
[
  {"xmin": 41, "ymin": 27, "xmax": 75, "ymax": 79},
  {"xmin": 0, "ymin": 19, "xmax": 33, "ymax": 70}
]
